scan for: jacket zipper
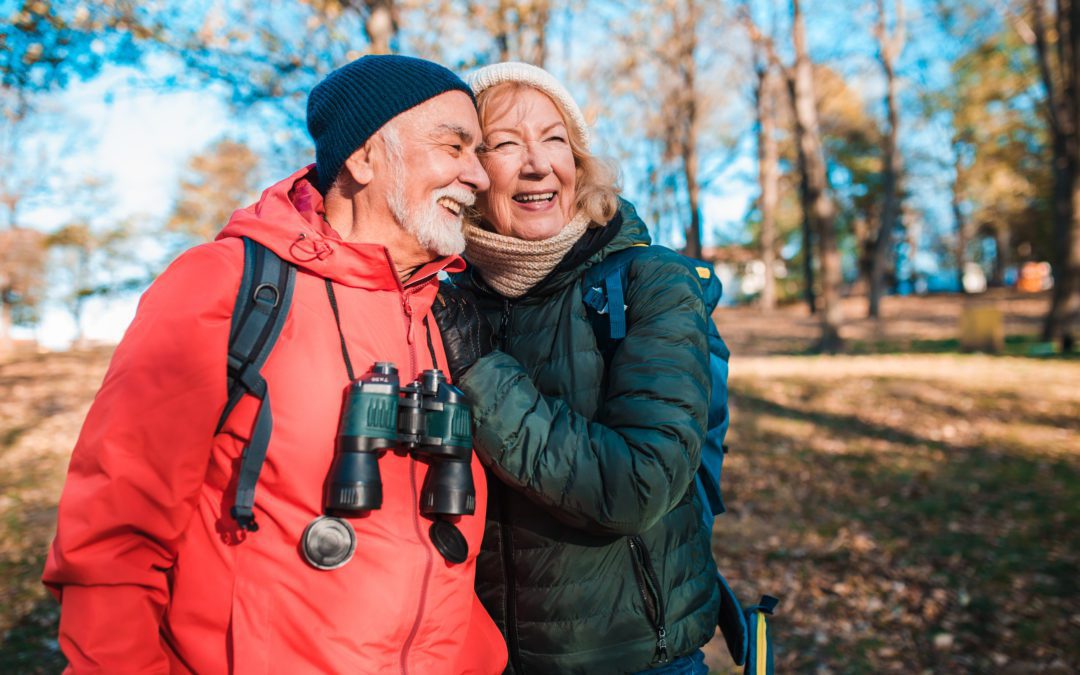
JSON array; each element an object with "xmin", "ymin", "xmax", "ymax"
[
  {"xmin": 497, "ymin": 481, "xmax": 523, "ymax": 673},
  {"xmin": 627, "ymin": 535, "xmax": 670, "ymax": 664},
  {"xmin": 399, "ymin": 459, "xmax": 434, "ymax": 675},
  {"xmin": 401, "ymin": 291, "xmax": 417, "ymax": 376},
  {"xmin": 498, "ymin": 299, "xmax": 514, "ymax": 351}
]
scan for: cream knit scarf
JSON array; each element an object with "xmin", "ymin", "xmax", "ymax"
[{"xmin": 463, "ymin": 212, "xmax": 591, "ymax": 298}]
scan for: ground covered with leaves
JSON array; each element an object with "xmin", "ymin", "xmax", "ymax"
[
  {"xmin": 0, "ymin": 348, "xmax": 112, "ymax": 673},
  {"xmin": 0, "ymin": 291, "xmax": 1076, "ymax": 673},
  {"xmin": 705, "ymin": 354, "xmax": 1078, "ymax": 673}
]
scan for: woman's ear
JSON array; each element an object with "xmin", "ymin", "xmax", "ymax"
[{"xmin": 342, "ymin": 142, "xmax": 376, "ymax": 187}]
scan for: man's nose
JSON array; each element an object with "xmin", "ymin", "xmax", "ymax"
[{"xmin": 461, "ymin": 152, "xmax": 490, "ymax": 192}]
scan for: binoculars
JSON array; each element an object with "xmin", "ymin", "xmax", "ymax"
[{"xmin": 302, "ymin": 363, "xmax": 476, "ymax": 570}]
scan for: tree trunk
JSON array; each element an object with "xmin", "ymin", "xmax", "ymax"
[
  {"xmin": 364, "ymin": 0, "xmax": 396, "ymax": 54},
  {"xmin": 790, "ymin": 0, "xmax": 842, "ymax": 351},
  {"xmin": 787, "ymin": 72, "xmax": 817, "ymax": 314},
  {"xmin": 1033, "ymin": 0, "xmax": 1080, "ymax": 348},
  {"xmin": 990, "ymin": 224, "xmax": 1009, "ymax": 287},
  {"xmin": 494, "ymin": 0, "xmax": 512, "ymax": 63},
  {"xmin": 869, "ymin": 0, "xmax": 905, "ymax": 318},
  {"xmin": 756, "ymin": 64, "xmax": 780, "ymax": 311},
  {"xmin": 677, "ymin": 0, "xmax": 702, "ymax": 260},
  {"xmin": 852, "ymin": 213, "xmax": 874, "ymax": 298},
  {"xmin": 530, "ymin": 0, "xmax": 550, "ymax": 67},
  {"xmin": 0, "ymin": 300, "xmax": 11, "ymax": 354},
  {"xmin": 953, "ymin": 146, "xmax": 968, "ymax": 293}
]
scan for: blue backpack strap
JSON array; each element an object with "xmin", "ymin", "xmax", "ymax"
[
  {"xmin": 582, "ymin": 244, "xmax": 652, "ymax": 364},
  {"xmin": 584, "ymin": 247, "xmax": 731, "ymax": 520},
  {"xmin": 717, "ymin": 569, "xmax": 781, "ymax": 673},
  {"xmin": 743, "ymin": 595, "xmax": 780, "ymax": 675},
  {"xmin": 217, "ymin": 237, "xmax": 295, "ymax": 532},
  {"xmin": 688, "ymin": 258, "xmax": 730, "ymax": 520}
]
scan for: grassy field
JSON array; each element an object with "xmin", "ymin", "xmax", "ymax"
[{"xmin": 0, "ymin": 291, "xmax": 1077, "ymax": 673}]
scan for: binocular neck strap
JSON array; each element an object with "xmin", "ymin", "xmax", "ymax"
[{"xmin": 325, "ymin": 280, "xmax": 356, "ymax": 381}]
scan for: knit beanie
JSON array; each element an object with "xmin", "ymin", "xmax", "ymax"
[
  {"xmin": 307, "ymin": 55, "xmax": 475, "ymax": 193},
  {"xmin": 466, "ymin": 62, "xmax": 590, "ymax": 149}
]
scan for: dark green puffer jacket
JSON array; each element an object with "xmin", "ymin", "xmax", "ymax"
[{"xmin": 456, "ymin": 202, "xmax": 721, "ymax": 674}]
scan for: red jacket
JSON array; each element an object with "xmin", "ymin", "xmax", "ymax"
[{"xmin": 43, "ymin": 167, "xmax": 507, "ymax": 674}]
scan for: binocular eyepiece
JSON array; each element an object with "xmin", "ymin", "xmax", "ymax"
[{"xmin": 302, "ymin": 363, "xmax": 476, "ymax": 570}]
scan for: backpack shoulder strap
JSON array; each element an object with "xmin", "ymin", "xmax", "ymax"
[
  {"xmin": 583, "ymin": 244, "xmax": 714, "ymax": 357},
  {"xmin": 582, "ymin": 244, "xmax": 657, "ymax": 364},
  {"xmin": 217, "ymin": 237, "xmax": 296, "ymax": 531}
]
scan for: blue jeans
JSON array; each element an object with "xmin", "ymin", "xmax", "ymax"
[{"xmin": 633, "ymin": 650, "xmax": 708, "ymax": 674}]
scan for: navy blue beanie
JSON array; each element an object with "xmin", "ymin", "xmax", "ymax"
[{"xmin": 306, "ymin": 55, "xmax": 475, "ymax": 193}]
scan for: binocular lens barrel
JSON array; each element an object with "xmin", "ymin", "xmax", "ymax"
[
  {"xmin": 326, "ymin": 362, "xmax": 400, "ymax": 514},
  {"xmin": 413, "ymin": 375, "xmax": 476, "ymax": 516},
  {"xmin": 420, "ymin": 459, "xmax": 476, "ymax": 516}
]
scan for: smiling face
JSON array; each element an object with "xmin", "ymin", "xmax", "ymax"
[
  {"xmin": 476, "ymin": 86, "xmax": 577, "ymax": 241},
  {"xmin": 368, "ymin": 90, "xmax": 490, "ymax": 256}
]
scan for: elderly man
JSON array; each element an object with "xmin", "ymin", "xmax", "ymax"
[{"xmin": 43, "ymin": 55, "xmax": 505, "ymax": 673}]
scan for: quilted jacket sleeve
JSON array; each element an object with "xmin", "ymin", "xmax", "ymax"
[
  {"xmin": 459, "ymin": 254, "xmax": 710, "ymax": 536},
  {"xmin": 42, "ymin": 242, "xmax": 239, "ymax": 673}
]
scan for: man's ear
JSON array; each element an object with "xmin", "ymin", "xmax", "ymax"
[{"xmin": 342, "ymin": 141, "xmax": 376, "ymax": 187}]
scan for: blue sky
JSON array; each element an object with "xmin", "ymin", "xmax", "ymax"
[{"xmin": 14, "ymin": 61, "xmax": 230, "ymax": 348}]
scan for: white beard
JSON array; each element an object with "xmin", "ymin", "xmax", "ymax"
[
  {"xmin": 384, "ymin": 134, "xmax": 471, "ymax": 257},
  {"xmin": 389, "ymin": 183, "xmax": 470, "ymax": 257}
]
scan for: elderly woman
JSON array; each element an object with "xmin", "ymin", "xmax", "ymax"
[{"xmin": 432, "ymin": 62, "xmax": 720, "ymax": 674}]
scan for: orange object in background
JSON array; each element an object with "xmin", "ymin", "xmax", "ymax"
[{"xmin": 1017, "ymin": 261, "xmax": 1052, "ymax": 293}]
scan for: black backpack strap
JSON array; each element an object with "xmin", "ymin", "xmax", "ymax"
[{"xmin": 218, "ymin": 237, "xmax": 295, "ymax": 532}]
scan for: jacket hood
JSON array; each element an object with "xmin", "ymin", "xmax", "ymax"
[{"xmin": 217, "ymin": 165, "xmax": 466, "ymax": 290}]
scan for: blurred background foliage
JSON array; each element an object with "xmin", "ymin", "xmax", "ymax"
[{"xmin": 0, "ymin": 0, "xmax": 1077, "ymax": 353}]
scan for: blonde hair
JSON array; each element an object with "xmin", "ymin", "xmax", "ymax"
[{"xmin": 475, "ymin": 82, "xmax": 620, "ymax": 227}]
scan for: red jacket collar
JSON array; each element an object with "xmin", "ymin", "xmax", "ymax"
[{"xmin": 217, "ymin": 165, "xmax": 465, "ymax": 291}]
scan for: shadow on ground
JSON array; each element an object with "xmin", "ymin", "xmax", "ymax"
[{"xmin": 704, "ymin": 356, "xmax": 1079, "ymax": 673}]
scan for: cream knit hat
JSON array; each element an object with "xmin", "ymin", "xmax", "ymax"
[{"xmin": 465, "ymin": 62, "xmax": 590, "ymax": 149}]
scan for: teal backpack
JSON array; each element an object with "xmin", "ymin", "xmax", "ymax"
[{"xmin": 582, "ymin": 244, "xmax": 779, "ymax": 674}]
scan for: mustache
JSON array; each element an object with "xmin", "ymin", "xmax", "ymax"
[{"xmin": 432, "ymin": 187, "xmax": 476, "ymax": 208}]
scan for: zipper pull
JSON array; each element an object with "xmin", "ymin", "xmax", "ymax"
[
  {"xmin": 403, "ymin": 295, "xmax": 415, "ymax": 344},
  {"xmin": 654, "ymin": 627, "xmax": 669, "ymax": 663}
]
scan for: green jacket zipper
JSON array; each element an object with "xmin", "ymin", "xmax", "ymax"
[
  {"xmin": 628, "ymin": 535, "xmax": 670, "ymax": 664},
  {"xmin": 497, "ymin": 480, "xmax": 524, "ymax": 673},
  {"xmin": 498, "ymin": 299, "xmax": 515, "ymax": 351}
]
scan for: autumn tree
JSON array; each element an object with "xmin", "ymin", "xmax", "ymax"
[
  {"xmin": 599, "ymin": 0, "xmax": 742, "ymax": 259},
  {"xmin": 1, "ymin": 93, "xmax": 54, "ymax": 347},
  {"xmin": 931, "ymin": 26, "xmax": 1052, "ymax": 288},
  {"xmin": 0, "ymin": 227, "xmax": 47, "ymax": 351},
  {"xmin": 754, "ymin": 56, "xmax": 782, "ymax": 310},
  {"xmin": 166, "ymin": 140, "xmax": 263, "ymax": 246},
  {"xmin": 460, "ymin": 0, "xmax": 553, "ymax": 65},
  {"xmin": 1028, "ymin": 0, "xmax": 1080, "ymax": 347},
  {"xmin": 2, "ymin": 0, "xmax": 159, "ymax": 342},
  {"xmin": 47, "ymin": 220, "xmax": 135, "ymax": 347},
  {"xmin": 744, "ymin": 0, "xmax": 844, "ymax": 351},
  {"xmin": 868, "ymin": 0, "xmax": 906, "ymax": 318}
]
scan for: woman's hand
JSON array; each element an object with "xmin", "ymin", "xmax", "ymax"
[{"xmin": 431, "ymin": 282, "xmax": 495, "ymax": 381}]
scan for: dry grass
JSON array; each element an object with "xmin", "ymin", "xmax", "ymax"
[
  {"xmin": 717, "ymin": 289, "xmax": 1052, "ymax": 356},
  {"xmin": 0, "ymin": 347, "xmax": 112, "ymax": 673}
]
